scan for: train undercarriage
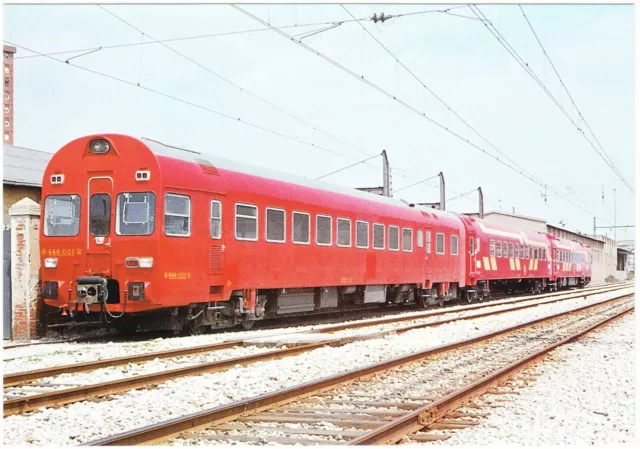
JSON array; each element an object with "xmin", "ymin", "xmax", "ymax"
[{"xmin": 44, "ymin": 276, "xmax": 590, "ymax": 335}]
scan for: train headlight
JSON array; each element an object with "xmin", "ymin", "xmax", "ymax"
[
  {"xmin": 44, "ymin": 258, "xmax": 58, "ymax": 268},
  {"xmin": 89, "ymin": 139, "xmax": 110, "ymax": 154},
  {"xmin": 125, "ymin": 257, "xmax": 153, "ymax": 268}
]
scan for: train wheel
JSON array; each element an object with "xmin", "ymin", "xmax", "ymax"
[
  {"xmin": 419, "ymin": 295, "xmax": 429, "ymax": 309},
  {"xmin": 240, "ymin": 317, "xmax": 255, "ymax": 330}
]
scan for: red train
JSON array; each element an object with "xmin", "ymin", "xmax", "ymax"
[{"xmin": 40, "ymin": 134, "xmax": 592, "ymax": 333}]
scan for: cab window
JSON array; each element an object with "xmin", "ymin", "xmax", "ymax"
[
  {"xmin": 44, "ymin": 194, "xmax": 81, "ymax": 237},
  {"xmin": 116, "ymin": 192, "xmax": 156, "ymax": 236},
  {"xmin": 89, "ymin": 194, "xmax": 111, "ymax": 237}
]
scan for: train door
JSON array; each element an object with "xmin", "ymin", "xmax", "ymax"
[
  {"xmin": 469, "ymin": 234, "xmax": 477, "ymax": 283},
  {"xmin": 424, "ymin": 226, "xmax": 432, "ymax": 281},
  {"xmin": 87, "ymin": 176, "xmax": 113, "ymax": 274},
  {"xmin": 208, "ymin": 196, "xmax": 224, "ymax": 275}
]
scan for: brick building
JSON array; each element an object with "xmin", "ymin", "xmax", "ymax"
[{"xmin": 4, "ymin": 45, "xmax": 16, "ymax": 145}]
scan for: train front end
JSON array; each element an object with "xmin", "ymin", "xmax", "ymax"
[{"xmin": 41, "ymin": 134, "xmax": 161, "ymax": 323}]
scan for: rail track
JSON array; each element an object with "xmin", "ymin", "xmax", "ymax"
[
  {"xmin": 2, "ymin": 284, "xmax": 632, "ymax": 416},
  {"xmin": 83, "ymin": 291, "xmax": 633, "ymax": 446},
  {"xmin": 3, "ymin": 282, "xmax": 623, "ymax": 351}
]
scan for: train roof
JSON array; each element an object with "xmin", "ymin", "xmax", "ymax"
[{"xmin": 142, "ymin": 137, "xmax": 463, "ymax": 223}]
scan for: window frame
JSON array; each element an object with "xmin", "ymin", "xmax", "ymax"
[
  {"xmin": 490, "ymin": 239, "xmax": 495, "ymax": 257},
  {"xmin": 292, "ymin": 211, "xmax": 311, "ymax": 245},
  {"xmin": 235, "ymin": 202, "xmax": 259, "ymax": 242},
  {"xmin": 115, "ymin": 192, "xmax": 156, "ymax": 236},
  {"xmin": 164, "ymin": 193, "xmax": 191, "ymax": 237},
  {"xmin": 43, "ymin": 194, "xmax": 82, "ymax": 237},
  {"xmin": 388, "ymin": 225, "xmax": 400, "ymax": 251},
  {"xmin": 337, "ymin": 217, "xmax": 352, "ymax": 248},
  {"xmin": 210, "ymin": 200, "xmax": 222, "ymax": 239},
  {"xmin": 373, "ymin": 223, "xmax": 385, "ymax": 250},
  {"xmin": 316, "ymin": 214, "xmax": 332, "ymax": 246},
  {"xmin": 435, "ymin": 232, "xmax": 445, "ymax": 255},
  {"xmin": 265, "ymin": 206, "xmax": 286, "ymax": 243},
  {"xmin": 356, "ymin": 220, "xmax": 370, "ymax": 249},
  {"xmin": 417, "ymin": 230, "xmax": 424, "ymax": 248},
  {"xmin": 89, "ymin": 193, "xmax": 111, "ymax": 237},
  {"xmin": 496, "ymin": 241, "xmax": 502, "ymax": 258},
  {"xmin": 426, "ymin": 231, "xmax": 431, "ymax": 253},
  {"xmin": 402, "ymin": 227, "xmax": 413, "ymax": 252},
  {"xmin": 451, "ymin": 234, "xmax": 459, "ymax": 256}
]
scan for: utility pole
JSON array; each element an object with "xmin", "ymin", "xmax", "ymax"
[
  {"xmin": 614, "ymin": 188, "xmax": 617, "ymax": 244},
  {"xmin": 439, "ymin": 172, "xmax": 445, "ymax": 211},
  {"xmin": 593, "ymin": 217, "xmax": 596, "ymax": 238},
  {"xmin": 381, "ymin": 150, "xmax": 391, "ymax": 197},
  {"xmin": 478, "ymin": 187, "xmax": 484, "ymax": 219}
]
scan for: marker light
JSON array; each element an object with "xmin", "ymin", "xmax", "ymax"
[
  {"xmin": 89, "ymin": 139, "xmax": 110, "ymax": 154},
  {"xmin": 44, "ymin": 258, "xmax": 58, "ymax": 268},
  {"xmin": 125, "ymin": 257, "xmax": 153, "ymax": 268}
]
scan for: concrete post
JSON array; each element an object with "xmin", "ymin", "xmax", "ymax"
[{"xmin": 9, "ymin": 198, "xmax": 41, "ymax": 341}]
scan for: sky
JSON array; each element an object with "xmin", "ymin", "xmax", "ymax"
[{"xmin": 3, "ymin": 3, "xmax": 636, "ymax": 240}]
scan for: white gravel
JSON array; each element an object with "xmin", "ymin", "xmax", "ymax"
[
  {"xmin": 2, "ymin": 284, "xmax": 621, "ymax": 374},
  {"xmin": 2, "ymin": 288, "xmax": 632, "ymax": 446},
  {"xmin": 430, "ymin": 310, "xmax": 635, "ymax": 446}
]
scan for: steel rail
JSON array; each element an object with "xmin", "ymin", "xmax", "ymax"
[
  {"xmin": 3, "ymin": 288, "xmax": 632, "ymax": 415},
  {"xmin": 82, "ymin": 293, "xmax": 633, "ymax": 446},
  {"xmin": 349, "ymin": 305, "xmax": 635, "ymax": 445},
  {"xmin": 4, "ymin": 283, "xmax": 627, "ymax": 387}
]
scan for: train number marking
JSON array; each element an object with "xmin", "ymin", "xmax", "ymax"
[
  {"xmin": 41, "ymin": 248, "xmax": 82, "ymax": 257},
  {"xmin": 164, "ymin": 272, "xmax": 191, "ymax": 280}
]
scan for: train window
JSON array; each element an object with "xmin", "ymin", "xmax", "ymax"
[
  {"xmin": 44, "ymin": 194, "xmax": 81, "ymax": 237},
  {"xmin": 417, "ymin": 230, "xmax": 424, "ymax": 248},
  {"xmin": 535, "ymin": 248, "xmax": 539, "ymax": 260},
  {"xmin": 316, "ymin": 215, "xmax": 332, "ymax": 246},
  {"xmin": 470, "ymin": 237, "xmax": 474, "ymax": 255},
  {"xmin": 426, "ymin": 231, "xmax": 431, "ymax": 253},
  {"xmin": 235, "ymin": 203, "xmax": 258, "ymax": 241},
  {"xmin": 403, "ymin": 228, "xmax": 413, "ymax": 252},
  {"xmin": 490, "ymin": 239, "xmax": 495, "ymax": 257},
  {"xmin": 521, "ymin": 245, "xmax": 525, "ymax": 259},
  {"xmin": 373, "ymin": 223, "xmax": 385, "ymax": 250},
  {"xmin": 116, "ymin": 192, "xmax": 155, "ymax": 236},
  {"xmin": 265, "ymin": 207, "xmax": 285, "ymax": 243},
  {"xmin": 388, "ymin": 226, "xmax": 400, "ymax": 251},
  {"xmin": 496, "ymin": 241, "xmax": 502, "ymax": 257},
  {"xmin": 337, "ymin": 218, "xmax": 351, "ymax": 247},
  {"xmin": 450, "ymin": 235, "xmax": 458, "ymax": 256},
  {"xmin": 164, "ymin": 194, "xmax": 191, "ymax": 237},
  {"xmin": 89, "ymin": 194, "xmax": 111, "ymax": 237},
  {"xmin": 436, "ymin": 233, "xmax": 444, "ymax": 255},
  {"xmin": 210, "ymin": 200, "xmax": 222, "ymax": 239},
  {"xmin": 356, "ymin": 221, "xmax": 369, "ymax": 249},
  {"xmin": 503, "ymin": 241, "xmax": 508, "ymax": 258},
  {"xmin": 292, "ymin": 212, "xmax": 310, "ymax": 244},
  {"xmin": 508, "ymin": 243, "xmax": 513, "ymax": 258}
]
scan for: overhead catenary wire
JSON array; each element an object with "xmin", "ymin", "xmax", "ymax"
[
  {"xmin": 394, "ymin": 174, "xmax": 440, "ymax": 193},
  {"xmin": 447, "ymin": 188, "xmax": 479, "ymax": 203},
  {"xmin": 93, "ymin": 5, "xmax": 443, "ymax": 187},
  {"xmin": 316, "ymin": 152, "xmax": 382, "ymax": 180},
  {"xmin": 517, "ymin": 5, "xmax": 631, "ymax": 193},
  {"xmin": 470, "ymin": 5, "xmax": 633, "ymax": 194},
  {"xmin": 232, "ymin": 5, "xmax": 609, "ymax": 222}
]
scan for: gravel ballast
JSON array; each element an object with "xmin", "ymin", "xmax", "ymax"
[{"xmin": 430, "ymin": 311, "xmax": 635, "ymax": 446}]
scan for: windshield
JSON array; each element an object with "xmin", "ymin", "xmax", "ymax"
[
  {"xmin": 116, "ymin": 192, "xmax": 155, "ymax": 236},
  {"xmin": 44, "ymin": 195, "xmax": 81, "ymax": 236}
]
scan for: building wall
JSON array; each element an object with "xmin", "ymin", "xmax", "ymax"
[
  {"xmin": 3, "ymin": 185, "xmax": 41, "ymax": 229},
  {"xmin": 3, "ymin": 45, "xmax": 15, "ymax": 145}
]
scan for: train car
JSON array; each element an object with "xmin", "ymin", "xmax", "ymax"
[
  {"xmin": 458, "ymin": 216, "xmax": 553, "ymax": 297},
  {"xmin": 549, "ymin": 236, "xmax": 592, "ymax": 288},
  {"xmin": 41, "ymin": 134, "xmax": 468, "ymax": 333}
]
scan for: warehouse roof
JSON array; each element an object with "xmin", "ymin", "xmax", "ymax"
[{"xmin": 3, "ymin": 144, "xmax": 53, "ymax": 187}]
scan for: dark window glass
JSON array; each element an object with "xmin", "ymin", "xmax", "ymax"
[
  {"xmin": 89, "ymin": 194, "xmax": 111, "ymax": 237},
  {"xmin": 373, "ymin": 224, "xmax": 385, "ymax": 249},
  {"xmin": 316, "ymin": 215, "xmax": 331, "ymax": 245},
  {"xmin": 116, "ymin": 192, "xmax": 156, "ymax": 236},
  {"xmin": 388, "ymin": 226, "xmax": 399, "ymax": 250},
  {"xmin": 44, "ymin": 195, "xmax": 81, "ymax": 236},
  {"xmin": 235, "ymin": 203, "xmax": 258, "ymax": 240},
  {"xmin": 266, "ymin": 208, "xmax": 285, "ymax": 242},
  {"xmin": 337, "ymin": 218, "xmax": 351, "ymax": 247},
  {"xmin": 293, "ymin": 212, "xmax": 310, "ymax": 244},
  {"xmin": 436, "ymin": 233, "xmax": 445, "ymax": 254},
  {"xmin": 356, "ymin": 221, "xmax": 369, "ymax": 248}
]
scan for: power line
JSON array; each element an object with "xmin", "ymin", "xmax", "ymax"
[
  {"xmin": 232, "ymin": 5, "xmax": 609, "ymax": 222},
  {"xmin": 394, "ymin": 174, "xmax": 440, "ymax": 193},
  {"xmin": 6, "ymin": 40, "xmax": 366, "ymax": 163},
  {"xmin": 448, "ymin": 188, "xmax": 479, "ymax": 203},
  {"xmin": 470, "ymin": 5, "xmax": 633, "ymax": 194},
  {"xmin": 93, "ymin": 5, "xmax": 446, "ymax": 189},
  {"xmin": 316, "ymin": 153, "xmax": 381, "ymax": 180},
  {"xmin": 340, "ymin": 4, "xmax": 550, "ymax": 192},
  {"xmin": 517, "ymin": 5, "xmax": 631, "ymax": 193}
]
